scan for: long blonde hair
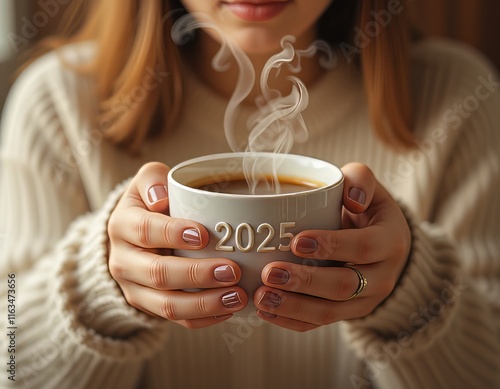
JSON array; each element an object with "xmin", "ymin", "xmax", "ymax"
[{"xmin": 25, "ymin": 0, "xmax": 414, "ymax": 152}]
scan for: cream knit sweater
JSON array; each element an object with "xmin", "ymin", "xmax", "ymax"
[{"xmin": 1, "ymin": 39, "xmax": 499, "ymax": 389}]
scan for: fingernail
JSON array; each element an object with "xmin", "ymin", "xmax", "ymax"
[
  {"xmin": 295, "ymin": 237, "xmax": 318, "ymax": 254},
  {"xmin": 147, "ymin": 185, "xmax": 168, "ymax": 204},
  {"xmin": 257, "ymin": 310, "xmax": 277, "ymax": 320},
  {"xmin": 258, "ymin": 291, "xmax": 281, "ymax": 309},
  {"xmin": 348, "ymin": 187, "xmax": 366, "ymax": 206},
  {"xmin": 222, "ymin": 291, "xmax": 242, "ymax": 309},
  {"xmin": 214, "ymin": 265, "xmax": 237, "ymax": 282},
  {"xmin": 267, "ymin": 268, "xmax": 289, "ymax": 285},
  {"xmin": 182, "ymin": 228, "xmax": 201, "ymax": 246}
]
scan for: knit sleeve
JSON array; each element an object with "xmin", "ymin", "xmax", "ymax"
[
  {"xmin": 342, "ymin": 41, "xmax": 500, "ymax": 388},
  {"xmin": 0, "ymin": 52, "xmax": 169, "ymax": 388}
]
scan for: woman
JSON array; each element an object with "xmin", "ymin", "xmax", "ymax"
[{"xmin": 1, "ymin": 0, "xmax": 499, "ymax": 388}]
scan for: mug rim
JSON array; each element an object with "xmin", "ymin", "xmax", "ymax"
[{"xmin": 167, "ymin": 152, "xmax": 344, "ymax": 199}]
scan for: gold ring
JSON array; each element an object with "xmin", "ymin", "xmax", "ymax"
[{"xmin": 344, "ymin": 265, "xmax": 367, "ymax": 300}]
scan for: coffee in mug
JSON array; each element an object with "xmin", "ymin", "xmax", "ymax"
[{"xmin": 191, "ymin": 174, "xmax": 326, "ymax": 195}]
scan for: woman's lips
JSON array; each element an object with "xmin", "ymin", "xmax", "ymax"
[{"xmin": 222, "ymin": 1, "xmax": 289, "ymax": 22}]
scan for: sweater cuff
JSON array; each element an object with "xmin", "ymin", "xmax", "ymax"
[
  {"xmin": 342, "ymin": 205, "xmax": 462, "ymax": 357},
  {"xmin": 50, "ymin": 179, "xmax": 169, "ymax": 359}
]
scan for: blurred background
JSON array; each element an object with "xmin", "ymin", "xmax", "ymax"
[{"xmin": 1, "ymin": 0, "xmax": 500, "ymax": 115}]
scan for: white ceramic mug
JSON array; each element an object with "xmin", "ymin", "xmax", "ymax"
[{"xmin": 167, "ymin": 152, "xmax": 344, "ymax": 313}]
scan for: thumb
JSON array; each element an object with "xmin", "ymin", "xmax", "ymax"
[
  {"xmin": 131, "ymin": 162, "xmax": 171, "ymax": 213},
  {"xmin": 341, "ymin": 162, "xmax": 376, "ymax": 214}
]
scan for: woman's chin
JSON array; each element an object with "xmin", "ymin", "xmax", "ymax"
[{"xmin": 227, "ymin": 31, "xmax": 288, "ymax": 57}]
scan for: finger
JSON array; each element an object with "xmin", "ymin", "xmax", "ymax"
[
  {"xmin": 254, "ymin": 287, "xmax": 371, "ymax": 326},
  {"xmin": 123, "ymin": 282, "xmax": 248, "ymax": 320},
  {"xmin": 110, "ymin": 250, "xmax": 241, "ymax": 290},
  {"xmin": 341, "ymin": 163, "xmax": 376, "ymax": 214},
  {"xmin": 109, "ymin": 206, "xmax": 209, "ymax": 249},
  {"xmin": 290, "ymin": 226, "xmax": 391, "ymax": 264},
  {"xmin": 137, "ymin": 162, "xmax": 170, "ymax": 213},
  {"xmin": 128, "ymin": 162, "xmax": 171, "ymax": 213},
  {"xmin": 261, "ymin": 261, "xmax": 374, "ymax": 301}
]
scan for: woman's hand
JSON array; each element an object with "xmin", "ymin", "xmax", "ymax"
[
  {"xmin": 254, "ymin": 163, "xmax": 411, "ymax": 332},
  {"xmin": 108, "ymin": 162, "xmax": 248, "ymax": 329}
]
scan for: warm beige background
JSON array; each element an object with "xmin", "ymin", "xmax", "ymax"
[
  {"xmin": 408, "ymin": 0, "xmax": 500, "ymax": 70},
  {"xmin": 1, "ymin": 0, "xmax": 500, "ymax": 114}
]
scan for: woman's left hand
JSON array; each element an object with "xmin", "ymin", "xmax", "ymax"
[{"xmin": 254, "ymin": 163, "xmax": 412, "ymax": 331}]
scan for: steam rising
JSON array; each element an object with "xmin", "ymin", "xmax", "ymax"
[{"xmin": 171, "ymin": 13, "xmax": 335, "ymax": 193}]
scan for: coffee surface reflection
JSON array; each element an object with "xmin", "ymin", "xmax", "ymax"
[{"xmin": 191, "ymin": 175, "xmax": 326, "ymax": 195}]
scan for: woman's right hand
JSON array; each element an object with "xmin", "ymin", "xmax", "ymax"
[{"xmin": 107, "ymin": 162, "xmax": 247, "ymax": 329}]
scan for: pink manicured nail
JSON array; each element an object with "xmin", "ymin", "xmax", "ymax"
[
  {"xmin": 266, "ymin": 268, "xmax": 289, "ymax": 285},
  {"xmin": 295, "ymin": 237, "xmax": 318, "ymax": 254},
  {"xmin": 258, "ymin": 291, "xmax": 281, "ymax": 309},
  {"xmin": 348, "ymin": 187, "xmax": 366, "ymax": 206},
  {"xmin": 147, "ymin": 185, "xmax": 168, "ymax": 204},
  {"xmin": 214, "ymin": 265, "xmax": 237, "ymax": 282},
  {"xmin": 222, "ymin": 291, "xmax": 242, "ymax": 308},
  {"xmin": 182, "ymin": 228, "xmax": 201, "ymax": 246}
]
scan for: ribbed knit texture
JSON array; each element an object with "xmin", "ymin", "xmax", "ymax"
[{"xmin": 1, "ymin": 38, "xmax": 499, "ymax": 389}]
